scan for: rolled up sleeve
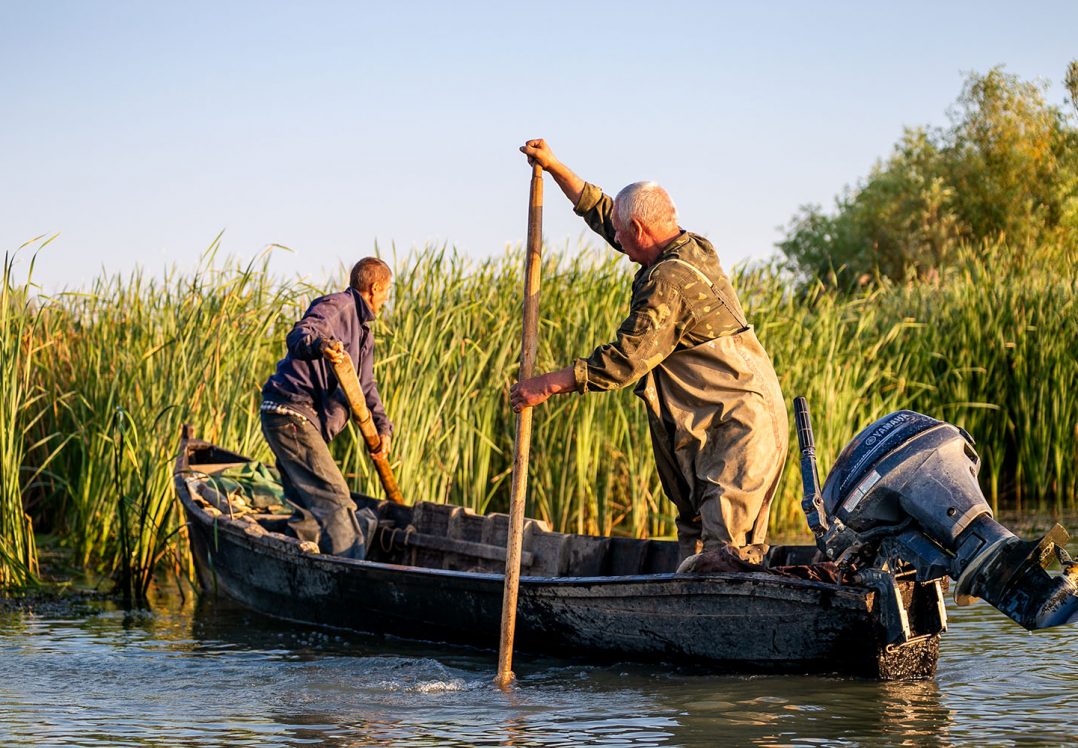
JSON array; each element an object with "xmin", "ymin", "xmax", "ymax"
[
  {"xmin": 578, "ymin": 276, "xmax": 690, "ymax": 392},
  {"xmin": 574, "ymin": 182, "xmax": 622, "ymax": 252},
  {"xmin": 572, "ymin": 357, "xmax": 592, "ymax": 394}
]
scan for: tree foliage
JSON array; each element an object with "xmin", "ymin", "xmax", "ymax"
[{"xmin": 780, "ymin": 65, "xmax": 1078, "ymax": 286}]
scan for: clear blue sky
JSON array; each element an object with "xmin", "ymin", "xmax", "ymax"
[{"xmin": 3, "ymin": 1, "xmax": 1076, "ymax": 291}]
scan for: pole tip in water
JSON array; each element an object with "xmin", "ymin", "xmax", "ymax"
[{"xmin": 493, "ymin": 671, "xmax": 516, "ymax": 691}]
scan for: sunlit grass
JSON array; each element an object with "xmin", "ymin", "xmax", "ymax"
[
  {"xmin": 24, "ymin": 236, "xmax": 301, "ymax": 596},
  {"xmin": 1, "ymin": 240, "xmax": 58, "ymax": 589},
  {"xmin": 3, "ymin": 238, "xmax": 1075, "ymax": 588}
]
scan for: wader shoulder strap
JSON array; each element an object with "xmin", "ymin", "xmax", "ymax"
[{"xmin": 655, "ymin": 257, "xmax": 749, "ymax": 329}]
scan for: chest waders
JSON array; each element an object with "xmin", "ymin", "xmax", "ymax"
[{"xmin": 634, "ymin": 259, "xmax": 789, "ymax": 561}]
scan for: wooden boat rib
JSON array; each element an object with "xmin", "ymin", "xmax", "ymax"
[{"xmin": 174, "ymin": 426, "xmax": 946, "ymax": 679}]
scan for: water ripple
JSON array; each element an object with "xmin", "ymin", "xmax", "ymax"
[{"xmin": 2, "ymin": 594, "xmax": 1077, "ymax": 746}]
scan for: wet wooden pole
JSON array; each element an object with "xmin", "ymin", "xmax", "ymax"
[
  {"xmin": 326, "ymin": 343, "xmax": 405, "ymax": 505},
  {"xmin": 495, "ymin": 163, "xmax": 543, "ymax": 690}
]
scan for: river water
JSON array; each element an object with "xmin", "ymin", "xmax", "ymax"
[{"xmin": 1, "ymin": 588, "xmax": 1075, "ymax": 747}]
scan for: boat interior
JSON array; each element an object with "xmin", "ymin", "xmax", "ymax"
[{"xmin": 180, "ymin": 440, "xmax": 818, "ymax": 577}]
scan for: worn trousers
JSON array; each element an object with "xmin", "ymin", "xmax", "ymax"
[
  {"xmin": 648, "ymin": 407, "xmax": 788, "ymax": 563},
  {"xmin": 260, "ymin": 409, "xmax": 365, "ymax": 558}
]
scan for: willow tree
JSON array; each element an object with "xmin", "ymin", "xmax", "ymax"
[{"xmin": 780, "ymin": 64, "xmax": 1078, "ymax": 286}]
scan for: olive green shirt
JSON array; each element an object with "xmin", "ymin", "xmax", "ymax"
[{"xmin": 572, "ymin": 182, "xmax": 747, "ymax": 393}]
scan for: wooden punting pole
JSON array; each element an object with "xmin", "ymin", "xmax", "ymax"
[
  {"xmin": 326, "ymin": 344, "xmax": 405, "ymax": 505},
  {"xmin": 495, "ymin": 163, "xmax": 543, "ymax": 689}
]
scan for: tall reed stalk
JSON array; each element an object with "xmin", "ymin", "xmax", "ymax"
[{"xmin": 1, "ymin": 240, "xmax": 59, "ymax": 588}]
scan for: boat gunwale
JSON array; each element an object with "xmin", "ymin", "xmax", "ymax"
[{"xmin": 174, "ymin": 455, "xmax": 874, "ymax": 606}]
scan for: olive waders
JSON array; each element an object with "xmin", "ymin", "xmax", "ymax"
[{"xmin": 636, "ymin": 259, "xmax": 789, "ymax": 563}]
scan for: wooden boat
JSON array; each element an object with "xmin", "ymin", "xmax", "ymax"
[{"xmin": 174, "ymin": 426, "xmax": 947, "ymax": 679}]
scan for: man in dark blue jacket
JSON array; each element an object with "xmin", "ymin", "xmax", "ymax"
[{"xmin": 261, "ymin": 257, "xmax": 394, "ymax": 558}]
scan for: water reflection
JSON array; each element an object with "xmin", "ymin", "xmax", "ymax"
[
  {"xmin": 582, "ymin": 672, "xmax": 953, "ymax": 747},
  {"xmin": 1, "ymin": 591, "xmax": 1076, "ymax": 746}
]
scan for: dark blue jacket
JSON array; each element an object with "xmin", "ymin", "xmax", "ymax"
[{"xmin": 262, "ymin": 287, "xmax": 392, "ymax": 443}]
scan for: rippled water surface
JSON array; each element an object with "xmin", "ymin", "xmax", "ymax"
[{"xmin": 2, "ymin": 590, "xmax": 1075, "ymax": 747}]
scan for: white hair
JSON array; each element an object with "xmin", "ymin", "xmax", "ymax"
[{"xmin": 614, "ymin": 181, "xmax": 679, "ymax": 233}]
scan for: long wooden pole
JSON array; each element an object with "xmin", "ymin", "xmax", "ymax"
[
  {"xmin": 326, "ymin": 344, "xmax": 405, "ymax": 505},
  {"xmin": 495, "ymin": 163, "xmax": 543, "ymax": 689}
]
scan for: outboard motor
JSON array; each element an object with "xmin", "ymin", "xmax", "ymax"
[{"xmin": 794, "ymin": 397, "xmax": 1078, "ymax": 631}]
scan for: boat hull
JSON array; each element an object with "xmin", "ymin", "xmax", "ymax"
[{"xmin": 175, "ymin": 432, "xmax": 943, "ymax": 679}]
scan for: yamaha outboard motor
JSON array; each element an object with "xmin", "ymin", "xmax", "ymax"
[{"xmin": 794, "ymin": 398, "xmax": 1078, "ymax": 631}]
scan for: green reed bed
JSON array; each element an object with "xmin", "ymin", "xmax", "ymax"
[
  {"xmin": 757, "ymin": 246, "xmax": 1078, "ymax": 526},
  {"xmin": 22, "ymin": 238, "xmax": 306, "ymax": 595},
  {"xmin": 2, "ymin": 240, "xmax": 1076, "ymax": 589},
  {"xmin": 882, "ymin": 250, "xmax": 1078, "ymax": 510},
  {"xmin": 2, "ymin": 246, "xmax": 47, "ymax": 588}
]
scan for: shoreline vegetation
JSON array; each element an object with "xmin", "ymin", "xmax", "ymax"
[
  {"xmin": 5, "ymin": 63, "xmax": 1076, "ymax": 598},
  {"xmin": 2, "ymin": 237, "xmax": 1076, "ymax": 595}
]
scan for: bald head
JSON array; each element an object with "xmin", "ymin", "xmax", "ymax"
[{"xmin": 614, "ymin": 182, "xmax": 679, "ymax": 236}]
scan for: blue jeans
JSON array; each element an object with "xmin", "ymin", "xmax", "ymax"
[{"xmin": 260, "ymin": 409, "xmax": 365, "ymax": 558}]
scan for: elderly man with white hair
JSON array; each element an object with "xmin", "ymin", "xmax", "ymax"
[{"xmin": 510, "ymin": 139, "xmax": 788, "ymax": 568}]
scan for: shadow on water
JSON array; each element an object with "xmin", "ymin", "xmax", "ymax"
[{"xmin": 1, "ymin": 583, "xmax": 1076, "ymax": 746}]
